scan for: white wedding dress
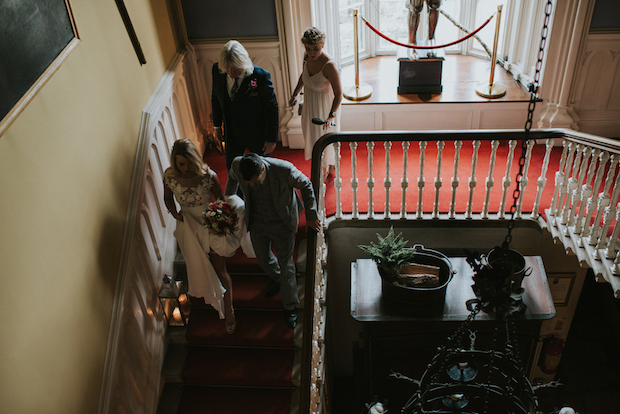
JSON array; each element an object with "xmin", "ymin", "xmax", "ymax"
[{"xmin": 164, "ymin": 171, "xmax": 254, "ymax": 318}]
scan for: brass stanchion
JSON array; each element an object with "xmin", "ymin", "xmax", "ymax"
[
  {"xmin": 344, "ymin": 9, "xmax": 372, "ymax": 101},
  {"xmin": 475, "ymin": 5, "xmax": 506, "ymax": 99}
]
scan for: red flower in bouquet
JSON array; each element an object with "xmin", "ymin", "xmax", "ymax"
[{"xmin": 203, "ymin": 200, "xmax": 239, "ymax": 236}]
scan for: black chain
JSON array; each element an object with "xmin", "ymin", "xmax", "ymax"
[{"xmin": 504, "ymin": 0, "xmax": 553, "ymax": 248}]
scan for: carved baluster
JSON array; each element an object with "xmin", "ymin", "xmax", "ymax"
[
  {"xmin": 467, "ymin": 140, "xmax": 481, "ymax": 219},
  {"xmin": 611, "ymin": 248, "xmax": 620, "ymax": 275},
  {"xmin": 566, "ymin": 146, "xmax": 593, "ymax": 228},
  {"xmin": 531, "ymin": 139, "xmax": 554, "ymax": 220},
  {"xmin": 516, "ymin": 140, "xmax": 534, "ymax": 219},
  {"xmin": 483, "ymin": 140, "xmax": 500, "ymax": 219},
  {"xmin": 367, "ymin": 142, "xmax": 375, "ymax": 219},
  {"xmin": 500, "ymin": 140, "xmax": 517, "ymax": 219},
  {"xmin": 350, "ymin": 142, "xmax": 359, "ymax": 219},
  {"xmin": 555, "ymin": 142, "xmax": 577, "ymax": 219},
  {"xmin": 384, "ymin": 141, "xmax": 392, "ymax": 219},
  {"xmin": 594, "ymin": 168, "xmax": 620, "ymax": 257},
  {"xmin": 561, "ymin": 144, "xmax": 585, "ymax": 225},
  {"xmin": 549, "ymin": 140, "xmax": 570, "ymax": 219},
  {"xmin": 433, "ymin": 141, "xmax": 445, "ymax": 219},
  {"xmin": 573, "ymin": 148, "xmax": 600, "ymax": 234},
  {"xmin": 334, "ymin": 142, "xmax": 342, "ymax": 219},
  {"xmin": 580, "ymin": 151, "xmax": 610, "ymax": 245},
  {"xmin": 400, "ymin": 141, "xmax": 410, "ymax": 219},
  {"xmin": 604, "ymin": 203, "xmax": 620, "ymax": 259},
  {"xmin": 319, "ymin": 152, "xmax": 327, "ymax": 229},
  {"xmin": 588, "ymin": 155, "xmax": 619, "ymax": 246},
  {"xmin": 449, "ymin": 140, "xmax": 463, "ymax": 219},
  {"xmin": 417, "ymin": 141, "xmax": 427, "ymax": 219}
]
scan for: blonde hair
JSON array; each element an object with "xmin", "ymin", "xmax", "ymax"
[
  {"xmin": 219, "ymin": 40, "xmax": 254, "ymax": 77},
  {"xmin": 167, "ymin": 138, "xmax": 209, "ymax": 177},
  {"xmin": 301, "ymin": 27, "xmax": 326, "ymax": 46}
]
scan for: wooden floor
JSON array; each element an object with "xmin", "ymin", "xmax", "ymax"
[{"xmin": 340, "ymin": 54, "xmax": 531, "ymax": 105}]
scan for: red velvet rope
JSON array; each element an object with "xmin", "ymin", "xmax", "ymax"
[{"xmin": 361, "ymin": 14, "xmax": 494, "ymax": 50}]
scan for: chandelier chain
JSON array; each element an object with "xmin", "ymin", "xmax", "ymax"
[{"xmin": 504, "ymin": 0, "xmax": 553, "ymax": 248}]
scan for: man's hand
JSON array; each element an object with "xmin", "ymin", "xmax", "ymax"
[
  {"xmin": 263, "ymin": 141, "xmax": 277, "ymax": 155},
  {"xmin": 307, "ymin": 218, "xmax": 321, "ymax": 233}
]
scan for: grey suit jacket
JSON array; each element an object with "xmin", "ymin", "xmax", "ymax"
[{"xmin": 225, "ymin": 156, "xmax": 318, "ymax": 233}]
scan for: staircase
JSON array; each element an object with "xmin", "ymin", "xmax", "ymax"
[{"xmin": 157, "ymin": 245, "xmax": 304, "ymax": 414}]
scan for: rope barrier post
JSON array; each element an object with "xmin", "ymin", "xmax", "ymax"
[
  {"xmin": 343, "ymin": 9, "xmax": 372, "ymax": 101},
  {"xmin": 475, "ymin": 5, "xmax": 506, "ymax": 99}
]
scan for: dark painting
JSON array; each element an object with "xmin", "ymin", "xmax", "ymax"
[{"xmin": 0, "ymin": 0, "xmax": 78, "ymax": 134}]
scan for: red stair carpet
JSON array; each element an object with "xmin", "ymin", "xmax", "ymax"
[{"xmin": 177, "ymin": 271, "xmax": 297, "ymax": 414}]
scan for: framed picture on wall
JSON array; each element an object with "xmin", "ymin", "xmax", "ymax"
[
  {"xmin": 0, "ymin": 0, "xmax": 80, "ymax": 137},
  {"xmin": 547, "ymin": 272, "xmax": 576, "ymax": 307}
]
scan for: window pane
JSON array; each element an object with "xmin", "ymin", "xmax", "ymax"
[
  {"xmin": 474, "ymin": 0, "xmax": 505, "ymax": 58},
  {"xmin": 377, "ymin": 0, "xmax": 409, "ymax": 52},
  {"xmin": 377, "ymin": 0, "xmax": 462, "ymax": 53},
  {"xmin": 340, "ymin": 5, "xmax": 366, "ymax": 60},
  {"xmin": 435, "ymin": 0, "xmax": 461, "ymax": 53}
]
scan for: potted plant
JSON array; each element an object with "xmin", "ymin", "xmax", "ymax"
[
  {"xmin": 358, "ymin": 227, "xmax": 454, "ymax": 311},
  {"xmin": 358, "ymin": 226, "xmax": 418, "ymax": 283}
]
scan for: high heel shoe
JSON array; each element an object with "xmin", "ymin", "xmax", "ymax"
[{"xmin": 226, "ymin": 310, "xmax": 236, "ymax": 335}]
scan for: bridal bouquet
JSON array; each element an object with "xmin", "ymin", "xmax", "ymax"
[{"xmin": 203, "ymin": 200, "xmax": 239, "ymax": 236}]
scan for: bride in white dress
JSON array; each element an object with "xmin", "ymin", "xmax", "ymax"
[{"xmin": 163, "ymin": 139, "xmax": 254, "ymax": 334}]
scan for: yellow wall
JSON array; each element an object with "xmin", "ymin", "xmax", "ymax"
[{"xmin": 0, "ymin": 0, "xmax": 176, "ymax": 412}]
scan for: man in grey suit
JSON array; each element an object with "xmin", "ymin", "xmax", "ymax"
[{"xmin": 225, "ymin": 153, "xmax": 320, "ymax": 328}]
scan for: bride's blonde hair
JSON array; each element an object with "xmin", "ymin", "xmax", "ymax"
[{"xmin": 167, "ymin": 138, "xmax": 209, "ymax": 177}]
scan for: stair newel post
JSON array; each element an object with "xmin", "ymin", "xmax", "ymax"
[
  {"xmin": 417, "ymin": 141, "xmax": 427, "ymax": 219},
  {"xmin": 499, "ymin": 140, "xmax": 517, "ymax": 219},
  {"xmin": 432, "ymin": 141, "xmax": 445, "ymax": 219},
  {"xmin": 384, "ymin": 141, "xmax": 392, "ymax": 219},
  {"xmin": 483, "ymin": 140, "xmax": 500, "ymax": 219},
  {"xmin": 531, "ymin": 138, "xmax": 554, "ymax": 220},
  {"xmin": 400, "ymin": 141, "xmax": 410, "ymax": 219},
  {"xmin": 449, "ymin": 140, "xmax": 462, "ymax": 219},
  {"xmin": 367, "ymin": 141, "xmax": 375, "ymax": 219},
  {"xmin": 466, "ymin": 140, "xmax": 481, "ymax": 219}
]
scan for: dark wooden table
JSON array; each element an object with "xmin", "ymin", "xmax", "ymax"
[
  {"xmin": 351, "ymin": 256, "xmax": 555, "ymax": 322},
  {"xmin": 350, "ymin": 257, "xmax": 555, "ymax": 409}
]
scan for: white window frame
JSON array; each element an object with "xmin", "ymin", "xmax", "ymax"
[{"xmin": 314, "ymin": 0, "xmax": 551, "ymax": 88}]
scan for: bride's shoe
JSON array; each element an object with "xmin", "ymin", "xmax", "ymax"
[{"xmin": 226, "ymin": 310, "xmax": 236, "ymax": 334}]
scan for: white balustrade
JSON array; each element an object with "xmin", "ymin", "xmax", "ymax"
[
  {"xmin": 433, "ymin": 141, "xmax": 445, "ymax": 219},
  {"xmin": 384, "ymin": 141, "xmax": 392, "ymax": 219},
  {"xmin": 417, "ymin": 141, "xmax": 427, "ymax": 219},
  {"xmin": 400, "ymin": 141, "xmax": 410, "ymax": 219},
  {"xmin": 483, "ymin": 140, "xmax": 500, "ymax": 219},
  {"xmin": 449, "ymin": 140, "xmax": 463, "ymax": 219},
  {"xmin": 367, "ymin": 142, "xmax": 375, "ymax": 219},
  {"xmin": 467, "ymin": 140, "xmax": 481, "ymax": 219}
]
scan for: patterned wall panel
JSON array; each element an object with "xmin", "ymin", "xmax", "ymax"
[{"xmin": 99, "ymin": 54, "xmax": 195, "ymax": 414}]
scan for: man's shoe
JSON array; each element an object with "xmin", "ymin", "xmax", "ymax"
[
  {"xmin": 265, "ymin": 280, "xmax": 280, "ymax": 298},
  {"xmin": 284, "ymin": 309, "xmax": 297, "ymax": 329}
]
